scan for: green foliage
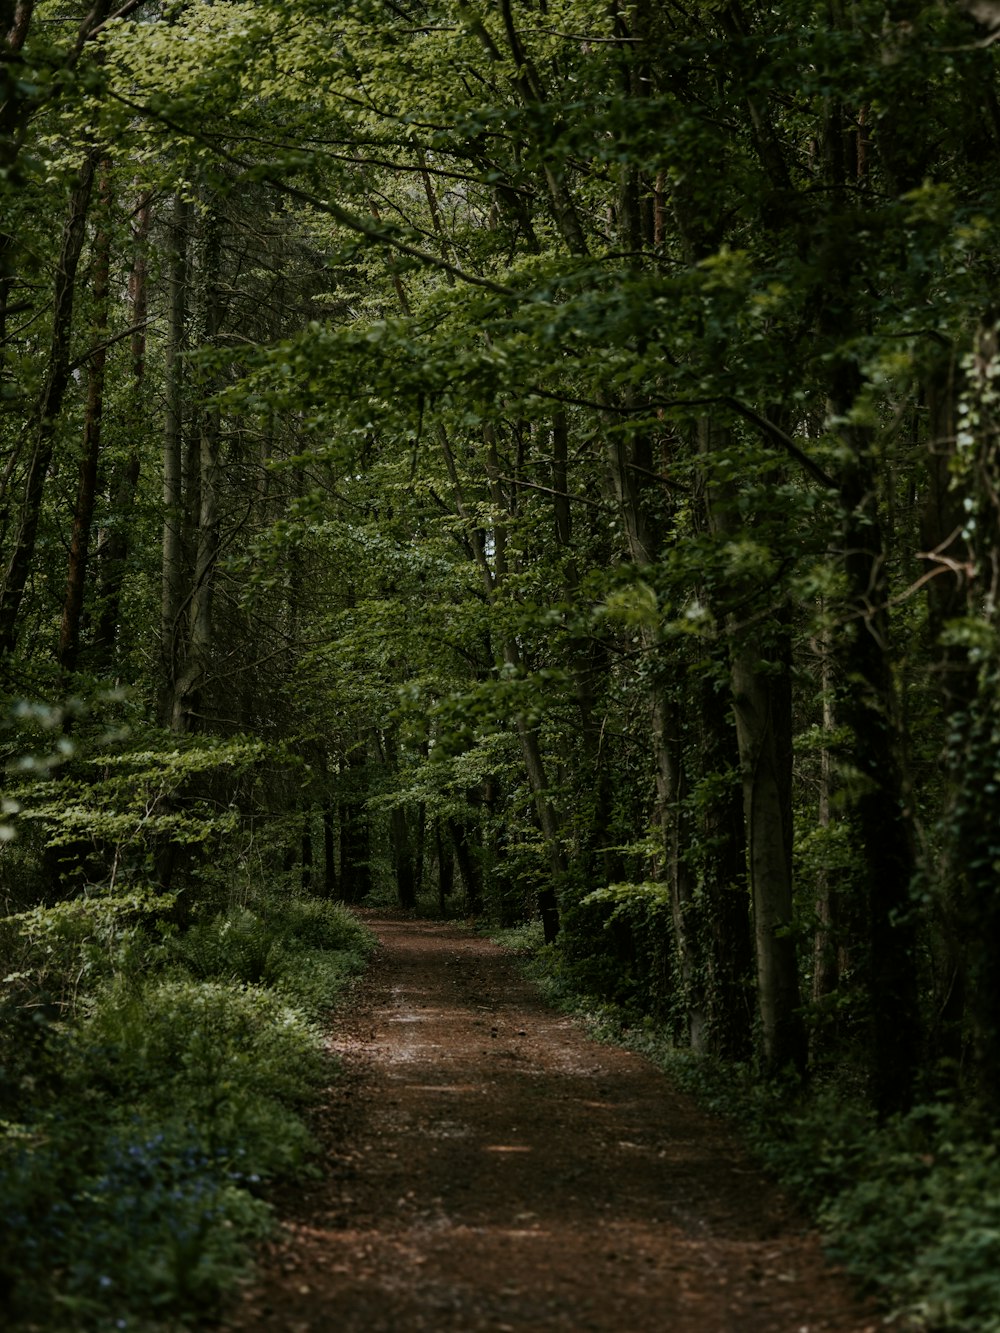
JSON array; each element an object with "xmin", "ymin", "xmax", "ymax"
[
  {"xmin": 170, "ymin": 897, "xmax": 374, "ymax": 1016},
  {"xmin": 0, "ymin": 1116, "xmax": 270, "ymax": 1326},
  {"xmin": 5, "ymin": 0, "xmax": 1000, "ymax": 1321},
  {"xmin": 486, "ymin": 918, "xmax": 547, "ymax": 956},
  {"xmin": 10, "ymin": 734, "xmax": 270, "ymax": 867},
  {"xmin": 0, "ymin": 888, "xmax": 373, "ymax": 1328},
  {"xmin": 270, "ymin": 895, "xmax": 374, "ymax": 954},
  {"xmin": 71, "ymin": 978, "xmax": 325, "ymax": 1150},
  {"xmin": 170, "ymin": 908, "xmax": 285, "ymax": 986},
  {"xmin": 756, "ymin": 1099, "xmax": 1000, "ymax": 1333},
  {"xmin": 3, "ymin": 890, "xmax": 174, "ymax": 1005}
]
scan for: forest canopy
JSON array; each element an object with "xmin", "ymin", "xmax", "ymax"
[{"xmin": 3, "ymin": 0, "xmax": 1000, "ymax": 1322}]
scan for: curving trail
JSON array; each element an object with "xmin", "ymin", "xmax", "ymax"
[{"xmin": 222, "ymin": 915, "xmax": 879, "ymax": 1333}]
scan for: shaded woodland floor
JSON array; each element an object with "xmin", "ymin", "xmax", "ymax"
[{"xmin": 220, "ymin": 915, "xmax": 881, "ymax": 1332}]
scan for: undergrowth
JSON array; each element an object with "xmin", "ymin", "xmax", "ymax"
[
  {"xmin": 0, "ymin": 890, "xmax": 374, "ymax": 1330},
  {"xmin": 504, "ymin": 925, "xmax": 1000, "ymax": 1333}
]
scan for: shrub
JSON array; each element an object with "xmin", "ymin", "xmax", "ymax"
[
  {"xmin": 169, "ymin": 907, "xmax": 284, "ymax": 985},
  {"xmin": 273, "ymin": 945, "xmax": 368, "ymax": 1017},
  {"xmin": 0, "ymin": 893, "xmax": 373, "ymax": 1328},
  {"xmin": 1, "ymin": 891, "xmax": 174, "ymax": 1010},
  {"xmin": 168, "ymin": 897, "xmax": 374, "ymax": 1017},
  {"xmin": 71, "ymin": 978, "xmax": 327, "ymax": 1160},
  {"xmin": 0, "ymin": 1116, "xmax": 270, "ymax": 1325},
  {"xmin": 266, "ymin": 895, "xmax": 374, "ymax": 955}
]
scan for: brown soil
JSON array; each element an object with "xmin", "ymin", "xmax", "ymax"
[{"xmin": 221, "ymin": 914, "xmax": 881, "ymax": 1333}]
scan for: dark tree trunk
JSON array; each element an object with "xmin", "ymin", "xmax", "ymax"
[
  {"xmin": 697, "ymin": 668, "xmax": 754, "ymax": 1060},
  {"xmin": 339, "ymin": 742, "xmax": 371, "ymax": 904},
  {"xmin": 436, "ymin": 820, "xmax": 454, "ymax": 914},
  {"xmin": 58, "ymin": 162, "xmax": 111, "ymax": 680},
  {"xmin": 0, "ymin": 151, "xmax": 97, "ymax": 660},
  {"xmin": 702, "ymin": 420, "xmax": 805, "ymax": 1074},
  {"xmin": 323, "ymin": 798, "xmax": 337, "ymax": 898},
  {"xmin": 391, "ymin": 805, "xmax": 417, "ymax": 911},
  {"xmin": 301, "ymin": 815, "xmax": 313, "ymax": 893},
  {"xmin": 159, "ymin": 193, "xmax": 189, "ymax": 724},
  {"xmin": 449, "ymin": 815, "xmax": 483, "ymax": 916},
  {"xmin": 836, "ymin": 433, "xmax": 921, "ymax": 1114},
  {"xmin": 96, "ymin": 189, "xmax": 150, "ymax": 663}
]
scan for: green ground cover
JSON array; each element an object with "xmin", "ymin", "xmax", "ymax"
[{"xmin": 0, "ymin": 892, "xmax": 374, "ymax": 1331}]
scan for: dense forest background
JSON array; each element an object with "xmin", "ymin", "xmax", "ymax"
[{"xmin": 3, "ymin": 0, "xmax": 1000, "ymax": 1327}]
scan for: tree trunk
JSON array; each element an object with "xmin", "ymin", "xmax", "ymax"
[
  {"xmin": 339, "ymin": 741, "xmax": 371, "ymax": 904},
  {"xmin": 0, "ymin": 151, "xmax": 98, "ymax": 660},
  {"xmin": 697, "ymin": 666, "xmax": 754, "ymax": 1060},
  {"xmin": 729, "ymin": 621, "xmax": 806, "ymax": 1073},
  {"xmin": 605, "ymin": 424, "xmax": 708, "ymax": 1049},
  {"xmin": 436, "ymin": 819, "xmax": 455, "ymax": 914},
  {"xmin": 437, "ymin": 417, "xmax": 563, "ymax": 938},
  {"xmin": 922, "ymin": 325, "xmax": 1000, "ymax": 1108},
  {"xmin": 58, "ymin": 161, "xmax": 111, "ymax": 680},
  {"xmin": 168, "ymin": 202, "xmax": 223, "ymax": 733},
  {"xmin": 301, "ymin": 815, "xmax": 312, "ymax": 893},
  {"xmin": 836, "ymin": 421, "xmax": 921, "ymax": 1113},
  {"xmin": 449, "ymin": 813, "xmax": 483, "ymax": 916},
  {"xmin": 390, "ymin": 805, "xmax": 417, "ymax": 910},
  {"xmin": 701, "ymin": 419, "xmax": 806, "ymax": 1074},
  {"xmin": 323, "ymin": 798, "xmax": 337, "ymax": 898},
  {"xmin": 96, "ymin": 188, "xmax": 150, "ymax": 663},
  {"xmin": 159, "ymin": 193, "xmax": 189, "ymax": 723}
]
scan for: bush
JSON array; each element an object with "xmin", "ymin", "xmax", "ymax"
[
  {"xmin": 817, "ymin": 1107, "xmax": 1000, "ymax": 1332},
  {"xmin": 273, "ymin": 945, "xmax": 368, "ymax": 1017},
  {"xmin": 266, "ymin": 895, "xmax": 374, "ymax": 955},
  {"xmin": 1, "ymin": 891, "xmax": 174, "ymax": 1009},
  {"xmin": 169, "ymin": 907, "xmax": 284, "ymax": 985},
  {"xmin": 168, "ymin": 896, "xmax": 375, "ymax": 1017},
  {"xmin": 0, "ymin": 1116, "xmax": 270, "ymax": 1326},
  {"xmin": 486, "ymin": 919, "xmax": 546, "ymax": 955},
  {"xmin": 0, "ymin": 893, "xmax": 374, "ymax": 1329},
  {"xmin": 70, "ymin": 978, "xmax": 326, "ymax": 1169}
]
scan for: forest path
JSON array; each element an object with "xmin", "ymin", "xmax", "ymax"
[{"xmin": 221, "ymin": 915, "xmax": 878, "ymax": 1333}]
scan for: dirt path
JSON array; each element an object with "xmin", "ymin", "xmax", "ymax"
[{"xmin": 222, "ymin": 916, "xmax": 879, "ymax": 1332}]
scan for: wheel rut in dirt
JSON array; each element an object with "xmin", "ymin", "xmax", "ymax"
[{"xmin": 222, "ymin": 915, "xmax": 878, "ymax": 1332}]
